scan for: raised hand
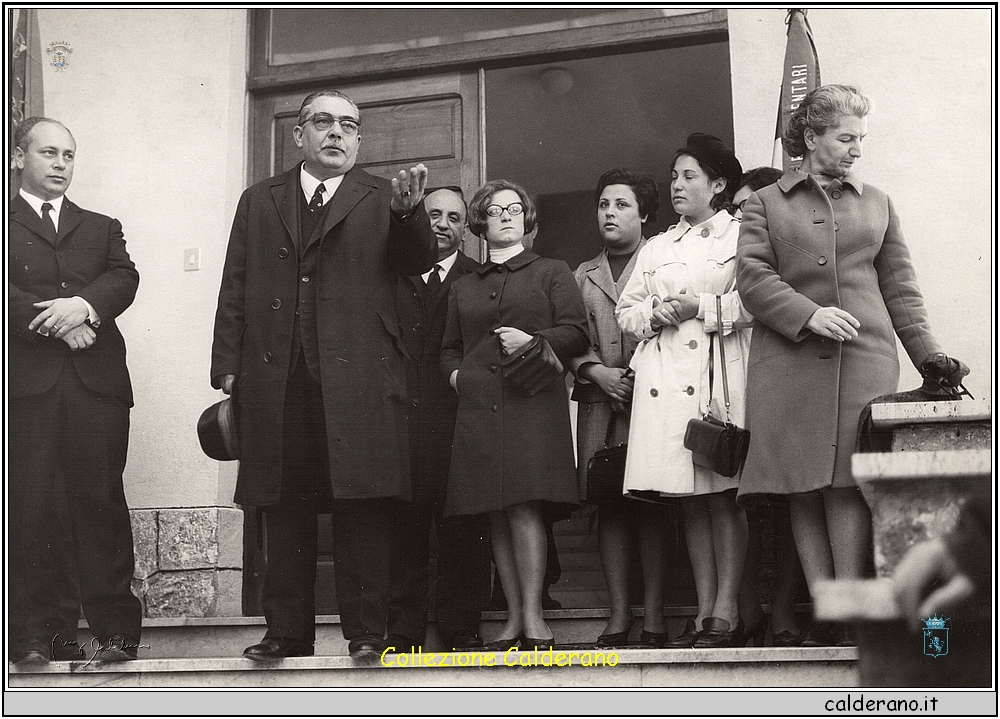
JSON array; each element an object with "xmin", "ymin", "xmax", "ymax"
[{"xmin": 390, "ymin": 163, "xmax": 429, "ymax": 217}]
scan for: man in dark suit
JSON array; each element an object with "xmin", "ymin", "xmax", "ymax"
[
  {"xmin": 8, "ymin": 117, "xmax": 142, "ymax": 664},
  {"xmin": 387, "ymin": 188, "xmax": 490, "ymax": 652},
  {"xmin": 211, "ymin": 90, "xmax": 436, "ymax": 660}
]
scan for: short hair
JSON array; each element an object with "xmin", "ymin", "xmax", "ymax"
[
  {"xmin": 297, "ymin": 90, "xmax": 360, "ymax": 126},
  {"xmin": 671, "ymin": 151, "xmax": 735, "ymax": 212},
  {"xmin": 739, "ymin": 166, "xmax": 783, "ymax": 193},
  {"xmin": 782, "ymin": 84, "xmax": 873, "ymax": 158},
  {"xmin": 467, "ymin": 179, "xmax": 537, "ymax": 239},
  {"xmin": 425, "ymin": 185, "xmax": 467, "ymax": 210},
  {"xmin": 593, "ymin": 169, "xmax": 660, "ymax": 224},
  {"xmin": 14, "ymin": 117, "xmax": 70, "ymax": 151}
]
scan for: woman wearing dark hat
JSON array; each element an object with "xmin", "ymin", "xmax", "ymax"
[
  {"xmin": 616, "ymin": 133, "xmax": 758, "ymax": 648},
  {"xmin": 441, "ymin": 179, "xmax": 589, "ymax": 650},
  {"xmin": 736, "ymin": 85, "xmax": 966, "ymax": 646}
]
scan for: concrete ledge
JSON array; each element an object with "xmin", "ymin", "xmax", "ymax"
[
  {"xmin": 870, "ymin": 399, "xmax": 991, "ymax": 427},
  {"xmin": 8, "ymin": 647, "xmax": 858, "ymax": 688},
  {"xmin": 852, "ymin": 449, "xmax": 991, "ymax": 482}
]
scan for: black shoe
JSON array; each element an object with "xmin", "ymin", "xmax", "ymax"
[
  {"xmin": 596, "ymin": 616, "xmax": 634, "ymax": 647},
  {"xmin": 384, "ymin": 634, "xmax": 419, "ymax": 653},
  {"xmin": 12, "ymin": 638, "xmax": 51, "ymax": 665},
  {"xmin": 348, "ymin": 636, "xmax": 385, "ymax": 661},
  {"xmin": 694, "ymin": 617, "xmax": 744, "ymax": 649},
  {"xmin": 771, "ymin": 630, "xmax": 803, "ymax": 647},
  {"xmin": 447, "ymin": 631, "xmax": 484, "ymax": 651},
  {"xmin": 739, "ymin": 616, "xmax": 768, "ymax": 647},
  {"xmin": 485, "ymin": 635, "xmax": 523, "ymax": 651},
  {"xmin": 243, "ymin": 637, "xmax": 314, "ymax": 661},
  {"xmin": 542, "ymin": 594, "xmax": 562, "ymax": 610},
  {"xmin": 800, "ymin": 623, "xmax": 837, "ymax": 647},
  {"xmin": 834, "ymin": 626, "xmax": 856, "ymax": 647},
  {"xmin": 522, "ymin": 636, "xmax": 555, "ymax": 651},
  {"xmin": 638, "ymin": 629, "xmax": 672, "ymax": 648},
  {"xmin": 664, "ymin": 619, "xmax": 702, "ymax": 648},
  {"xmin": 50, "ymin": 635, "xmax": 85, "ymax": 661},
  {"xmin": 95, "ymin": 633, "xmax": 140, "ymax": 662}
]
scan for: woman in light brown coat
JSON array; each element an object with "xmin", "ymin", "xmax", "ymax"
[{"xmin": 736, "ymin": 85, "xmax": 955, "ymax": 645}]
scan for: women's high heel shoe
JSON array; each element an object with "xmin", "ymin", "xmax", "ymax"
[
  {"xmin": 596, "ymin": 616, "xmax": 634, "ymax": 647},
  {"xmin": 485, "ymin": 635, "xmax": 523, "ymax": 651},
  {"xmin": 771, "ymin": 630, "xmax": 802, "ymax": 647},
  {"xmin": 664, "ymin": 618, "xmax": 701, "ymax": 648},
  {"xmin": 693, "ymin": 616, "xmax": 745, "ymax": 648},
  {"xmin": 522, "ymin": 636, "xmax": 555, "ymax": 651},
  {"xmin": 638, "ymin": 629, "xmax": 672, "ymax": 648}
]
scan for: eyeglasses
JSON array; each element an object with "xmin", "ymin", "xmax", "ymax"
[
  {"xmin": 304, "ymin": 113, "xmax": 360, "ymax": 136},
  {"xmin": 485, "ymin": 202, "xmax": 525, "ymax": 217}
]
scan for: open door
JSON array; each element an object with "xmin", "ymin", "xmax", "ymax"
[{"xmin": 242, "ymin": 71, "xmax": 482, "ymax": 615}]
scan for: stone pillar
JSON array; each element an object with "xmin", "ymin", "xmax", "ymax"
[{"xmin": 131, "ymin": 507, "xmax": 243, "ymax": 617}]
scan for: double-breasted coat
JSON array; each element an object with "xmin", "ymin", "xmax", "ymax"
[
  {"xmin": 440, "ymin": 250, "xmax": 589, "ymax": 516},
  {"xmin": 395, "ymin": 251, "xmax": 480, "ymax": 505},
  {"xmin": 568, "ymin": 241, "xmax": 645, "ymax": 498},
  {"xmin": 616, "ymin": 211, "xmax": 753, "ymax": 496},
  {"xmin": 735, "ymin": 171, "xmax": 941, "ymax": 497},
  {"xmin": 211, "ymin": 164, "xmax": 436, "ymax": 505}
]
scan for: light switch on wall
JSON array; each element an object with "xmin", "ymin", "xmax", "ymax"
[{"xmin": 184, "ymin": 247, "xmax": 200, "ymax": 271}]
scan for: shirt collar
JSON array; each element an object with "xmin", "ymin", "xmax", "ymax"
[
  {"xmin": 672, "ymin": 209, "xmax": 735, "ymax": 241},
  {"xmin": 299, "ymin": 164, "xmax": 344, "ymax": 205},
  {"xmin": 19, "ymin": 189, "xmax": 65, "ymax": 216},
  {"xmin": 422, "ymin": 249, "xmax": 459, "ymax": 281}
]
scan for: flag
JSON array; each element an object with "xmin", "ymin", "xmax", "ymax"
[{"xmin": 772, "ymin": 9, "xmax": 821, "ymax": 171}]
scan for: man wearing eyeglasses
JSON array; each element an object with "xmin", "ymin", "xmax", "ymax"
[{"xmin": 211, "ymin": 89, "xmax": 436, "ymax": 661}]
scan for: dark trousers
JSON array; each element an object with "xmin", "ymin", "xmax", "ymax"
[
  {"xmin": 387, "ymin": 501, "xmax": 490, "ymax": 644},
  {"xmin": 8, "ymin": 363, "xmax": 141, "ymax": 646},
  {"xmin": 261, "ymin": 359, "xmax": 400, "ymax": 642}
]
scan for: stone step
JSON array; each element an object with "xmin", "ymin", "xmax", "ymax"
[{"xmin": 8, "ymin": 646, "xmax": 858, "ymax": 688}]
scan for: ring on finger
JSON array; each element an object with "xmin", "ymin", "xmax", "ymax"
[{"xmin": 401, "ymin": 190, "xmax": 410, "ymax": 197}]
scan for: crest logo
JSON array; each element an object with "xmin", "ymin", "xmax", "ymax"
[
  {"xmin": 921, "ymin": 614, "xmax": 949, "ymax": 658},
  {"xmin": 46, "ymin": 41, "xmax": 72, "ymax": 72}
]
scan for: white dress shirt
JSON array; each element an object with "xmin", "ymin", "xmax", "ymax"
[
  {"xmin": 300, "ymin": 165, "xmax": 345, "ymax": 205},
  {"xmin": 420, "ymin": 249, "xmax": 459, "ymax": 284}
]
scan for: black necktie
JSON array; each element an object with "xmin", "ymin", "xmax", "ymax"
[
  {"xmin": 309, "ymin": 183, "xmax": 326, "ymax": 213},
  {"xmin": 41, "ymin": 202, "xmax": 58, "ymax": 240},
  {"xmin": 426, "ymin": 264, "xmax": 442, "ymax": 292}
]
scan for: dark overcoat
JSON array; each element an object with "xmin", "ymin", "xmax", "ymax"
[
  {"xmin": 735, "ymin": 171, "xmax": 941, "ymax": 497},
  {"xmin": 440, "ymin": 250, "xmax": 589, "ymax": 516},
  {"xmin": 395, "ymin": 251, "xmax": 480, "ymax": 505},
  {"xmin": 9, "ymin": 194, "xmax": 138, "ymax": 404},
  {"xmin": 211, "ymin": 165, "xmax": 436, "ymax": 505}
]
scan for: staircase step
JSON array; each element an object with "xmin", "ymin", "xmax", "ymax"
[{"xmin": 9, "ymin": 646, "xmax": 858, "ymax": 688}]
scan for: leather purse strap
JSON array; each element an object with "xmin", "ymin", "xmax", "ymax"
[{"xmin": 715, "ymin": 294, "xmax": 734, "ymax": 423}]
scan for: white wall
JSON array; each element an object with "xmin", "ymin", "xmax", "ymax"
[
  {"xmin": 37, "ymin": 9, "xmax": 248, "ymax": 508},
  {"xmin": 729, "ymin": 8, "xmax": 993, "ymax": 399}
]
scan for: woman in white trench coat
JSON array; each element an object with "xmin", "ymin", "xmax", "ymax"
[{"xmin": 616, "ymin": 134, "xmax": 758, "ymax": 648}]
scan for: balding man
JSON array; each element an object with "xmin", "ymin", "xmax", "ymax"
[{"xmin": 9, "ymin": 117, "xmax": 142, "ymax": 664}]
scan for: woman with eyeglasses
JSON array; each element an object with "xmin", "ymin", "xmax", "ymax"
[
  {"xmin": 441, "ymin": 179, "xmax": 589, "ymax": 650},
  {"xmin": 616, "ymin": 134, "xmax": 759, "ymax": 648}
]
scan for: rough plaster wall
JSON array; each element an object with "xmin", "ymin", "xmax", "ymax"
[
  {"xmin": 729, "ymin": 8, "xmax": 992, "ymax": 400},
  {"xmin": 37, "ymin": 9, "xmax": 247, "ymax": 507}
]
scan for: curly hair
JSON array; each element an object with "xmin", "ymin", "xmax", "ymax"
[
  {"xmin": 593, "ymin": 169, "xmax": 660, "ymax": 224},
  {"xmin": 739, "ymin": 166, "xmax": 783, "ymax": 193},
  {"xmin": 782, "ymin": 84, "xmax": 873, "ymax": 158},
  {"xmin": 467, "ymin": 179, "xmax": 538, "ymax": 239}
]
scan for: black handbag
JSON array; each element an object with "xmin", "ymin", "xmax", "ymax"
[
  {"xmin": 502, "ymin": 334, "xmax": 564, "ymax": 396},
  {"xmin": 586, "ymin": 410, "xmax": 627, "ymax": 504},
  {"xmin": 683, "ymin": 295, "xmax": 750, "ymax": 478}
]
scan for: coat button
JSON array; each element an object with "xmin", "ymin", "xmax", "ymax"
[
  {"xmin": 412, "ymin": 324, "xmax": 420, "ymax": 332},
  {"xmin": 490, "ymin": 291, "xmax": 498, "ymax": 299},
  {"xmin": 411, "ymin": 398, "xmax": 421, "ymax": 407},
  {"xmin": 589, "ymin": 311, "xmax": 596, "ymax": 319},
  {"xmin": 301, "ymin": 275, "xmax": 310, "ymax": 283},
  {"xmin": 278, "ymin": 247, "xmax": 289, "ymax": 259},
  {"xmin": 688, "ymin": 340, "xmax": 698, "ymax": 349},
  {"xmin": 495, "ymin": 266, "xmax": 504, "ymax": 273},
  {"xmin": 60, "ymin": 281, "xmax": 68, "ymax": 288},
  {"xmin": 834, "ymin": 222, "xmax": 840, "ymax": 231},
  {"xmin": 489, "ymin": 364, "xmax": 498, "ymax": 373},
  {"xmin": 831, "ymin": 190, "xmax": 842, "ymax": 200},
  {"xmin": 686, "ymin": 386, "xmax": 695, "ymax": 395},
  {"xmin": 593, "ymin": 343, "xmax": 600, "ymax": 351},
  {"xmin": 263, "ymin": 352, "xmax": 272, "ymax": 362},
  {"xmin": 271, "ymin": 299, "xmax": 281, "ymax": 309},
  {"xmin": 491, "ymin": 404, "xmax": 499, "ymax": 412},
  {"xmin": 650, "ymin": 388, "xmax": 658, "ymax": 397},
  {"xmin": 700, "ymin": 228, "xmax": 711, "ymax": 238},
  {"xmin": 818, "ymin": 256, "xmax": 828, "ymax": 265}
]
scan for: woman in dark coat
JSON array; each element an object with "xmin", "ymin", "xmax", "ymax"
[
  {"xmin": 441, "ymin": 179, "xmax": 588, "ymax": 649},
  {"xmin": 736, "ymin": 85, "xmax": 955, "ymax": 645}
]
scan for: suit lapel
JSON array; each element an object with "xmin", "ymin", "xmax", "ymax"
[
  {"xmin": 305, "ymin": 167, "xmax": 374, "ymax": 253},
  {"xmin": 11, "ymin": 194, "xmax": 58, "ymax": 246},
  {"xmin": 56, "ymin": 198, "xmax": 85, "ymax": 245},
  {"xmin": 272, "ymin": 169, "xmax": 300, "ymax": 252},
  {"xmin": 586, "ymin": 255, "xmax": 618, "ymax": 304}
]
